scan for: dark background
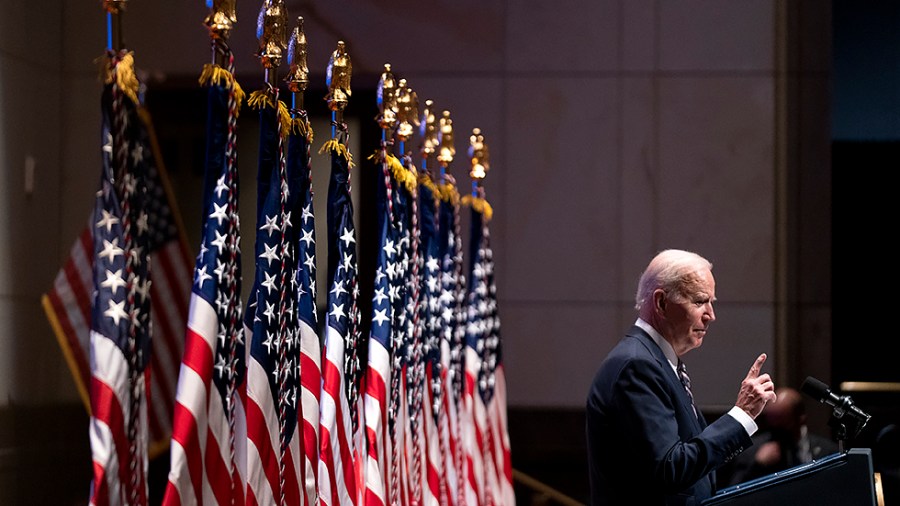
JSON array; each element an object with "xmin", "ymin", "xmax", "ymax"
[{"xmin": 5, "ymin": 1, "xmax": 900, "ymax": 505}]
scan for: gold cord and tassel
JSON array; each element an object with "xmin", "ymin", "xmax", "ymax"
[
  {"xmin": 198, "ymin": 64, "xmax": 246, "ymax": 113},
  {"xmin": 437, "ymin": 181, "xmax": 461, "ymax": 206},
  {"xmin": 462, "ymin": 194, "xmax": 494, "ymax": 222},
  {"xmin": 248, "ymin": 89, "xmax": 292, "ymax": 138},
  {"xmin": 418, "ymin": 173, "xmax": 441, "ymax": 207},
  {"xmin": 97, "ymin": 51, "xmax": 140, "ymax": 104},
  {"xmin": 291, "ymin": 116, "xmax": 313, "ymax": 142},
  {"xmin": 320, "ymin": 138, "xmax": 355, "ymax": 168}
]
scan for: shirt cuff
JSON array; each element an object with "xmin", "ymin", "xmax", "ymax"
[{"xmin": 728, "ymin": 406, "xmax": 758, "ymax": 436}]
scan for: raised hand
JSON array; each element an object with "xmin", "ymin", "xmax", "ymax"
[{"xmin": 736, "ymin": 353, "xmax": 777, "ymax": 418}]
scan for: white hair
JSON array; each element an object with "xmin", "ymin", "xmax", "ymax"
[{"xmin": 634, "ymin": 249, "xmax": 712, "ymax": 310}]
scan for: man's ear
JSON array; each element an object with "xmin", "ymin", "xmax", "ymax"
[{"xmin": 655, "ymin": 291, "xmax": 666, "ymax": 311}]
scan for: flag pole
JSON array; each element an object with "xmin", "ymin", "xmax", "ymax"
[{"xmin": 104, "ymin": 0, "xmax": 127, "ymax": 51}]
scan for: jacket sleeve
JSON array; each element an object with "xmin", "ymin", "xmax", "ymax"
[{"xmin": 612, "ymin": 358, "xmax": 753, "ymax": 494}]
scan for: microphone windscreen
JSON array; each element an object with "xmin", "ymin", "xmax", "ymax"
[{"xmin": 801, "ymin": 376, "xmax": 830, "ymax": 401}]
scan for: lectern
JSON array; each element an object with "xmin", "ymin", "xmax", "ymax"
[{"xmin": 702, "ymin": 448, "xmax": 877, "ymax": 506}]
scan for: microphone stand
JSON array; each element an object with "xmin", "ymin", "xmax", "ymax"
[
  {"xmin": 829, "ymin": 415, "xmax": 849, "ymax": 453},
  {"xmin": 827, "ymin": 404, "xmax": 866, "ymax": 453}
]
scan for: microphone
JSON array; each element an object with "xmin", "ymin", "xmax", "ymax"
[{"xmin": 801, "ymin": 376, "xmax": 872, "ymax": 429}]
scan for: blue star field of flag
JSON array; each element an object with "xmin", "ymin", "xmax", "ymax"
[
  {"xmin": 193, "ymin": 165, "xmax": 245, "ymax": 412},
  {"xmin": 370, "ymin": 164, "xmax": 394, "ymax": 364},
  {"xmin": 389, "ymin": 178, "xmax": 413, "ymax": 379},
  {"xmin": 246, "ymin": 96, "xmax": 305, "ymax": 444},
  {"xmin": 93, "ymin": 87, "xmax": 152, "ymax": 371},
  {"xmin": 287, "ymin": 114, "xmax": 318, "ymax": 335},
  {"xmin": 325, "ymin": 140, "xmax": 361, "ymax": 430},
  {"xmin": 418, "ymin": 180, "xmax": 443, "ymax": 416},
  {"xmin": 466, "ymin": 210, "xmax": 501, "ymax": 404},
  {"xmin": 438, "ymin": 186, "xmax": 466, "ymax": 406}
]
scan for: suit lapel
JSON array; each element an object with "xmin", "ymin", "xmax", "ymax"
[{"xmin": 628, "ymin": 326, "xmax": 704, "ymax": 431}]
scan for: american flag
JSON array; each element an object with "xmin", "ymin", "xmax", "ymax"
[
  {"xmin": 461, "ymin": 199, "xmax": 487, "ymax": 506},
  {"xmin": 244, "ymin": 90, "xmax": 313, "ymax": 505},
  {"xmin": 417, "ymin": 174, "xmax": 445, "ymax": 506},
  {"xmin": 387, "ymin": 154, "xmax": 418, "ymax": 506},
  {"xmin": 476, "ymin": 212, "xmax": 513, "ymax": 506},
  {"xmin": 437, "ymin": 178, "xmax": 466, "ymax": 506},
  {"xmin": 288, "ymin": 112, "xmax": 323, "ymax": 506},
  {"xmin": 162, "ymin": 59, "xmax": 247, "ymax": 506},
  {"xmin": 318, "ymin": 136, "xmax": 362, "ymax": 506},
  {"xmin": 397, "ymin": 156, "xmax": 426, "ymax": 506},
  {"xmin": 462, "ymin": 196, "xmax": 513, "ymax": 506},
  {"xmin": 362, "ymin": 150, "xmax": 398, "ymax": 506},
  {"xmin": 87, "ymin": 53, "xmax": 154, "ymax": 506},
  {"xmin": 42, "ymin": 57, "xmax": 191, "ymax": 462}
]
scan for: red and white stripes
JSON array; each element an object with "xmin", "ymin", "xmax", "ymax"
[{"xmin": 319, "ymin": 326, "xmax": 358, "ymax": 506}]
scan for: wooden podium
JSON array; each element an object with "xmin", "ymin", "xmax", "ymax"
[{"xmin": 702, "ymin": 448, "xmax": 878, "ymax": 506}]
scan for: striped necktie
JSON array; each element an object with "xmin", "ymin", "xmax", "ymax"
[{"xmin": 677, "ymin": 360, "xmax": 698, "ymax": 418}]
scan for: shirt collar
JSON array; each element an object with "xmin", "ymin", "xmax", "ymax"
[{"xmin": 635, "ymin": 317, "xmax": 679, "ymax": 372}]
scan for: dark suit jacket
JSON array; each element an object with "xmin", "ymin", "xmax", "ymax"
[{"xmin": 586, "ymin": 326, "xmax": 753, "ymax": 506}]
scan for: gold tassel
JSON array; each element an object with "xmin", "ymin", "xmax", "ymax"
[
  {"xmin": 291, "ymin": 116, "xmax": 313, "ymax": 143},
  {"xmin": 198, "ymin": 64, "xmax": 246, "ymax": 114},
  {"xmin": 233, "ymin": 82, "xmax": 246, "ymax": 110},
  {"xmin": 438, "ymin": 182, "xmax": 461, "ymax": 206},
  {"xmin": 97, "ymin": 51, "xmax": 140, "ymax": 104},
  {"xmin": 387, "ymin": 155, "xmax": 417, "ymax": 193},
  {"xmin": 368, "ymin": 151, "xmax": 417, "ymax": 192},
  {"xmin": 248, "ymin": 90, "xmax": 292, "ymax": 137},
  {"xmin": 319, "ymin": 138, "xmax": 355, "ymax": 168},
  {"xmin": 462, "ymin": 194, "xmax": 494, "ymax": 222},
  {"xmin": 248, "ymin": 89, "xmax": 275, "ymax": 110},
  {"xmin": 198, "ymin": 64, "xmax": 226, "ymax": 87},
  {"xmin": 276, "ymin": 100, "xmax": 292, "ymax": 138},
  {"xmin": 418, "ymin": 172, "xmax": 441, "ymax": 206},
  {"xmin": 118, "ymin": 53, "xmax": 140, "ymax": 104}
]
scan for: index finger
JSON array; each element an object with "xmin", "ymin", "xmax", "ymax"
[{"xmin": 746, "ymin": 353, "xmax": 767, "ymax": 379}]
